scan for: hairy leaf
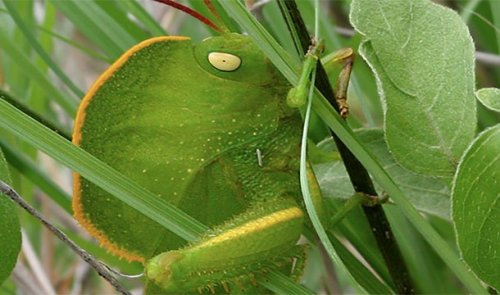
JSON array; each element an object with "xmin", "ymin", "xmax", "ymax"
[
  {"xmin": 452, "ymin": 125, "xmax": 500, "ymax": 289},
  {"xmin": 476, "ymin": 88, "xmax": 500, "ymax": 112},
  {"xmin": 351, "ymin": 0, "xmax": 476, "ymax": 177},
  {"xmin": 315, "ymin": 129, "xmax": 450, "ymax": 219}
]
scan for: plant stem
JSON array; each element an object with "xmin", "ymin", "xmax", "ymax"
[{"xmin": 279, "ymin": 1, "xmax": 415, "ymax": 293}]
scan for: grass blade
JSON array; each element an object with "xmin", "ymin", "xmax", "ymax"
[
  {"xmin": 49, "ymin": 0, "xmax": 135, "ymax": 59},
  {"xmin": 118, "ymin": 0, "xmax": 167, "ymax": 36},
  {"xmin": 3, "ymin": 0, "xmax": 84, "ymax": 98},
  {"xmin": 0, "ymin": 29, "xmax": 78, "ymax": 116},
  {"xmin": 0, "ymin": 140, "xmax": 72, "ymax": 213}
]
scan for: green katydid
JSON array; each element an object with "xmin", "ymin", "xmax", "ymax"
[{"xmin": 72, "ymin": 1, "xmax": 354, "ymax": 293}]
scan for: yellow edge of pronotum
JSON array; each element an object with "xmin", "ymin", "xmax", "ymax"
[
  {"xmin": 193, "ymin": 207, "xmax": 304, "ymax": 250},
  {"xmin": 72, "ymin": 36, "xmax": 191, "ymax": 263}
]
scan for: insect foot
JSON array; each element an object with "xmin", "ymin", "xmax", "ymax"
[
  {"xmin": 361, "ymin": 193, "xmax": 388, "ymax": 207},
  {"xmin": 337, "ymin": 98, "xmax": 349, "ymax": 118},
  {"xmin": 145, "ymin": 250, "xmax": 183, "ymax": 291}
]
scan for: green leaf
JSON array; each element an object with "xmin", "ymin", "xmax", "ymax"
[
  {"xmin": 350, "ymin": 0, "xmax": 477, "ymax": 178},
  {"xmin": 452, "ymin": 125, "xmax": 500, "ymax": 290},
  {"xmin": 315, "ymin": 129, "xmax": 451, "ymax": 219},
  {"xmin": 476, "ymin": 88, "xmax": 500, "ymax": 112},
  {"xmin": 0, "ymin": 147, "xmax": 21, "ymax": 286}
]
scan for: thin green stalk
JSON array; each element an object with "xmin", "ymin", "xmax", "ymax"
[
  {"xmin": 461, "ymin": 0, "xmax": 483, "ymax": 23},
  {"xmin": 35, "ymin": 25, "xmax": 112, "ymax": 63}
]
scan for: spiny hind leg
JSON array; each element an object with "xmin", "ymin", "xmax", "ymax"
[{"xmin": 145, "ymin": 199, "xmax": 305, "ymax": 293}]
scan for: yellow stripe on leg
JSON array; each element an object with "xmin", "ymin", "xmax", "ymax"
[{"xmin": 193, "ymin": 207, "xmax": 304, "ymax": 250}]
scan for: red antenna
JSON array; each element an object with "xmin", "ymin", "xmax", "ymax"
[
  {"xmin": 203, "ymin": 0, "xmax": 223, "ymax": 24},
  {"xmin": 153, "ymin": 0, "xmax": 222, "ymax": 33}
]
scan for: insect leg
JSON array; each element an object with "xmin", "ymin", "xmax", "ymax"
[
  {"xmin": 145, "ymin": 198, "xmax": 304, "ymax": 293},
  {"xmin": 286, "ymin": 41, "xmax": 324, "ymax": 108},
  {"xmin": 322, "ymin": 48, "xmax": 355, "ymax": 118}
]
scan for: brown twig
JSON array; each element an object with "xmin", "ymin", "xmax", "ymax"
[{"xmin": 0, "ymin": 180, "xmax": 131, "ymax": 295}]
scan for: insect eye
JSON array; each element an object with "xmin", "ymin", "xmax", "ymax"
[{"xmin": 208, "ymin": 52, "xmax": 241, "ymax": 72}]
